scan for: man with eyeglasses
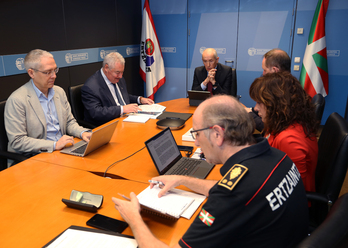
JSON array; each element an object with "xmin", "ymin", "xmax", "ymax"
[
  {"xmin": 5, "ymin": 49, "xmax": 91, "ymax": 156},
  {"xmin": 191, "ymin": 48, "xmax": 232, "ymax": 95},
  {"xmin": 112, "ymin": 95, "xmax": 308, "ymax": 248},
  {"xmin": 81, "ymin": 52, "xmax": 154, "ymax": 126}
]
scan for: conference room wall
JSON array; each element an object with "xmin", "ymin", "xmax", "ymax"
[
  {"xmin": 0, "ymin": 0, "xmax": 143, "ymax": 101},
  {"xmin": 148, "ymin": 0, "xmax": 348, "ymax": 124}
]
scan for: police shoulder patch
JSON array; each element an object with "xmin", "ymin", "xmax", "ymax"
[{"xmin": 218, "ymin": 164, "xmax": 248, "ymax": 191}]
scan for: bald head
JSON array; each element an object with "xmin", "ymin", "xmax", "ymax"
[
  {"xmin": 194, "ymin": 95, "xmax": 255, "ymax": 146},
  {"xmin": 202, "ymin": 48, "xmax": 219, "ymax": 71},
  {"xmin": 262, "ymin": 48, "xmax": 291, "ymax": 75}
]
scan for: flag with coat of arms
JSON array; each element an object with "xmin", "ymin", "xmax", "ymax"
[
  {"xmin": 140, "ymin": 0, "xmax": 166, "ymax": 100},
  {"xmin": 299, "ymin": 0, "xmax": 329, "ymax": 98}
]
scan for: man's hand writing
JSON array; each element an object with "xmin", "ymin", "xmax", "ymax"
[{"xmin": 123, "ymin": 104, "xmax": 142, "ymax": 114}]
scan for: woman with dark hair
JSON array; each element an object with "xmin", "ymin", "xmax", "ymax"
[{"xmin": 249, "ymin": 72, "xmax": 319, "ymax": 192}]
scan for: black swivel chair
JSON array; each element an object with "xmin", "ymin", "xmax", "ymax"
[
  {"xmin": 311, "ymin": 93, "xmax": 326, "ymax": 122},
  {"xmin": 68, "ymin": 84, "xmax": 97, "ymax": 129},
  {"xmin": 307, "ymin": 112, "xmax": 348, "ymax": 229},
  {"xmin": 0, "ymin": 101, "xmax": 29, "ymax": 171},
  {"xmin": 230, "ymin": 68, "xmax": 237, "ymax": 97},
  {"xmin": 297, "ymin": 193, "xmax": 348, "ymax": 248}
]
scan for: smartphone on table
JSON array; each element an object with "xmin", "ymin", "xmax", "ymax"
[{"xmin": 86, "ymin": 214, "xmax": 128, "ymax": 233}]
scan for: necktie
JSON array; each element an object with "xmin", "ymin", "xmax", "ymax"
[
  {"xmin": 113, "ymin": 83, "xmax": 126, "ymax": 106},
  {"xmin": 207, "ymin": 82, "xmax": 213, "ymax": 95}
]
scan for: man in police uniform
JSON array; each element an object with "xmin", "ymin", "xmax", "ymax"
[{"xmin": 112, "ymin": 95, "xmax": 308, "ymax": 248}]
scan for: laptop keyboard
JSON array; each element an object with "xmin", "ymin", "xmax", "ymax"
[
  {"xmin": 71, "ymin": 143, "xmax": 88, "ymax": 154},
  {"xmin": 171, "ymin": 159, "xmax": 201, "ymax": 175}
]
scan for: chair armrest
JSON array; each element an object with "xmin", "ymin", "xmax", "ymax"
[
  {"xmin": 0, "ymin": 150, "xmax": 29, "ymax": 163},
  {"xmin": 307, "ymin": 191, "xmax": 332, "ymax": 205}
]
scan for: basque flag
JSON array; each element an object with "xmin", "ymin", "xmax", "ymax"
[
  {"xmin": 299, "ymin": 0, "xmax": 329, "ymax": 98},
  {"xmin": 199, "ymin": 208, "xmax": 215, "ymax": 227},
  {"xmin": 140, "ymin": 0, "xmax": 166, "ymax": 100}
]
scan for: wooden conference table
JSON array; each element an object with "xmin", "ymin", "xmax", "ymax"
[
  {"xmin": 30, "ymin": 98, "xmax": 223, "ymax": 183},
  {"xmin": 0, "ymin": 98, "xmax": 223, "ymax": 247}
]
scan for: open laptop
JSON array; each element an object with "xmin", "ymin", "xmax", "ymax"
[
  {"xmin": 60, "ymin": 120, "xmax": 118, "ymax": 157},
  {"xmin": 187, "ymin": 90, "xmax": 210, "ymax": 106},
  {"xmin": 145, "ymin": 127, "xmax": 214, "ymax": 179}
]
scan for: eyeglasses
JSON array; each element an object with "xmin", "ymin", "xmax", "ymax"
[
  {"xmin": 190, "ymin": 126, "xmax": 213, "ymax": 140},
  {"xmin": 32, "ymin": 67, "xmax": 59, "ymax": 76},
  {"xmin": 202, "ymin": 59, "xmax": 216, "ymax": 65}
]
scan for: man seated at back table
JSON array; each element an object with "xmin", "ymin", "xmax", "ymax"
[
  {"xmin": 191, "ymin": 48, "xmax": 232, "ymax": 95},
  {"xmin": 245, "ymin": 48, "xmax": 291, "ymax": 132},
  {"xmin": 81, "ymin": 52, "xmax": 154, "ymax": 126},
  {"xmin": 112, "ymin": 95, "xmax": 308, "ymax": 248},
  {"xmin": 5, "ymin": 49, "xmax": 91, "ymax": 156}
]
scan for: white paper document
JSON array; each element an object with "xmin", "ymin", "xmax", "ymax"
[
  {"xmin": 138, "ymin": 104, "xmax": 166, "ymax": 119},
  {"xmin": 169, "ymin": 187, "xmax": 206, "ymax": 219},
  {"xmin": 123, "ymin": 115, "xmax": 150, "ymax": 123},
  {"xmin": 139, "ymin": 104, "xmax": 166, "ymax": 113},
  {"xmin": 182, "ymin": 128, "xmax": 194, "ymax": 142},
  {"xmin": 46, "ymin": 228, "xmax": 138, "ymax": 248}
]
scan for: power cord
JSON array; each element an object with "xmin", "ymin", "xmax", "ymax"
[{"xmin": 103, "ymin": 146, "xmax": 146, "ymax": 177}]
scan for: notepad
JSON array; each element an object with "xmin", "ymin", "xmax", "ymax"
[{"xmin": 137, "ymin": 185, "xmax": 196, "ymax": 220}]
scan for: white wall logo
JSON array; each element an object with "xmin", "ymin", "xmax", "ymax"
[
  {"xmin": 15, "ymin": 58, "xmax": 25, "ymax": 70},
  {"xmin": 100, "ymin": 50, "xmax": 117, "ymax": 59},
  {"xmin": 200, "ymin": 47, "xmax": 226, "ymax": 55},
  {"xmin": 327, "ymin": 50, "xmax": 340, "ymax": 57},
  {"xmin": 65, "ymin": 53, "xmax": 89, "ymax": 64},
  {"xmin": 126, "ymin": 47, "xmax": 139, "ymax": 55},
  {"xmin": 248, "ymin": 48, "xmax": 270, "ymax": 56},
  {"xmin": 161, "ymin": 47, "xmax": 176, "ymax": 53}
]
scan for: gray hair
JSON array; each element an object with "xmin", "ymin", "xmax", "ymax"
[
  {"xmin": 103, "ymin": 52, "xmax": 125, "ymax": 69},
  {"xmin": 24, "ymin": 49, "xmax": 54, "ymax": 71},
  {"xmin": 201, "ymin": 95, "xmax": 255, "ymax": 146},
  {"xmin": 202, "ymin": 48, "xmax": 218, "ymax": 59}
]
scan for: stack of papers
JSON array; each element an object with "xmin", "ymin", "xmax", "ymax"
[
  {"xmin": 139, "ymin": 104, "xmax": 166, "ymax": 113},
  {"xmin": 138, "ymin": 104, "xmax": 166, "ymax": 119},
  {"xmin": 182, "ymin": 128, "xmax": 194, "ymax": 142},
  {"xmin": 123, "ymin": 104, "xmax": 166, "ymax": 123}
]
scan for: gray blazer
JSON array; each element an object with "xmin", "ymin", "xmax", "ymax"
[{"xmin": 5, "ymin": 81, "xmax": 88, "ymax": 154}]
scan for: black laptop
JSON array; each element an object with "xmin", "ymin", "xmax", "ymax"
[
  {"xmin": 187, "ymin": 90, "xmax": 210, "ymax": 106},
  {"xmin": 145, "ymin": 127, "xmax": 214, "ymax": 179}
]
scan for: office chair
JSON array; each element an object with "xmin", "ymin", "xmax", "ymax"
[
  {"xmin": 231, "ymin": 68, "xmax": 237, "ymax": 97},
  {"xmin": 0, "ymin": 101, "xmax": 29, "ymax": 171},
  {"xmin": 307, "ymin": 112, "xmax": 348, "ymax": 229},
  {"xmin": 68, "ymin": 84, "xmax": 97, "ymax": 129},
  {"xmin": 311, "ymin": 93, "xmax": 325, "ymax": 123},
  {"xmin": 297, "ymin": 193, "xmax": 348, "ymax": 248}
]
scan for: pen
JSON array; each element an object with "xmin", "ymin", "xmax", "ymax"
[
  {"xmin": 148, "ymin": 180, "xmax": 165, "ymax": 186},
  {"xmin": 137, "ymin": 111, "xmax": 161, "ymax": 115},
  {"xmin": 118, "ymin": 193, "xmax": 131, "ymax": 201}
]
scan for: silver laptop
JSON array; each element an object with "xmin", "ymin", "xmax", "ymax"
[
  {"xmin": 187, "ymin": 90, "xmax": 210, "ymax": 106},
  {"xmin": 60, "ymin": 120, "xmax": 118, "ymax": 157},
  {"xmin": 145, "ymin": 127, "xmax": 214, "ymax": 179}
]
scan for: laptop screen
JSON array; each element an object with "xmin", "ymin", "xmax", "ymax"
[{"xmin": 145, "ymin": 128, "xmax": 181, "ymax": 173}]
